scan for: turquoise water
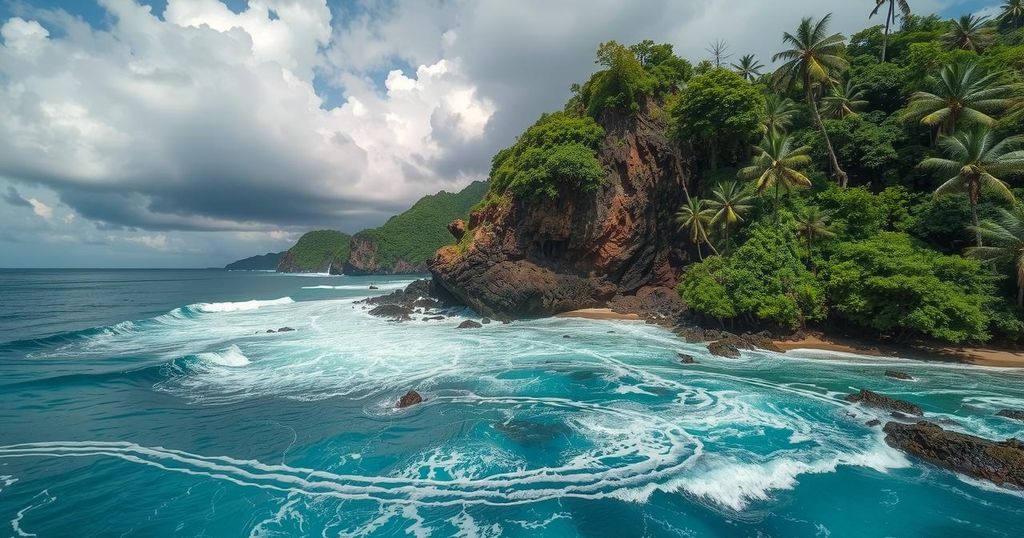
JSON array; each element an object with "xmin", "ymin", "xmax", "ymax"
[{"xmin": 1, "ymin": 269, "xmax": 1023, "ymax": 537}]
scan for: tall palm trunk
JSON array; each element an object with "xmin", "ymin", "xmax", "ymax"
[
  {"xmin": 969, "ymin": 188, "xmax": 982, "ymax": 248},
  {"xmin": 805, "ymin": 72, "xmax": 849, "ymax": 187},
  {"xmin": 881, "ymin": 1, "xmax": 894, "ymax": 62}
]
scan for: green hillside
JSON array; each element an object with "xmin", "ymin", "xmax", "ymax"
[
  {"xmin": 346, "ymin": 181, "xmax": 488, "ymax": 273},
  {"xmin": 224, "ymin": 251, "xmax": 283, "ymax": 271},
  {"xmin": 277, "ymin": 230, "xmax": 351, "ymax": 273}
]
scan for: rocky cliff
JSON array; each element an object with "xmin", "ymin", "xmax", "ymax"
[{"xmin": 430, "ymin": 104, "xmax": 691, "ymax": 319}]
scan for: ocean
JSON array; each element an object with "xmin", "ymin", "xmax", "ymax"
[{"xmin": 0, "ymin": 268, "xmax": 1022, "ymax": 537}]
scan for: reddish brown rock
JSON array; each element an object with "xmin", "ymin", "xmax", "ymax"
[
  {"xmin": 430, "ymin": 103, "xmax": 691, "ymax": 320},
  {"xmin": 397, "ymin": 390, "xmax": 423, "ymax": 408}
]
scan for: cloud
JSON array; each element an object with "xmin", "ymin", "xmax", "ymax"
[
  {"xmin": 0, "ymin": 0, "xmax": 494, "ymax": 234},
  {"xmin": 3, "ymin": 185, "xmax": 53, "ymax": 219},
  {"xmin": 3, "ymin": 186, "xmax": 31, "ymax": 208}
]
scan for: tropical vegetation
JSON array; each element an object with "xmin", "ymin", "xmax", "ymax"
[{"xmin": 476, "ymin": 4, "xmax": 1024, "ymax": 346}]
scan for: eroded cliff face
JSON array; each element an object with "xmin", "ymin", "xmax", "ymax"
[
  {"xmin": 430, "ymin": 104, "xmax": 691, "ymax": 319},
  {"xmin": 344, "ymin": 236, "xmax": 427, "ymax": 275}
]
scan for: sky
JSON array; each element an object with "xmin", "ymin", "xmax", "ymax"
[{"xmin": 0, "ymin": 0, "xmax": 999, "ymax": 268}]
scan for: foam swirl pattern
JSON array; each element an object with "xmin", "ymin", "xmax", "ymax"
[{"xmin": 0, "ymin": 270, "xmax": 1022, "ymax": 536}]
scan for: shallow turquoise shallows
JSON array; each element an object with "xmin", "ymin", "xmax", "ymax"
[{"xmin": 1, "ymin": 269, "xmax": 1022, "ymax": 537}]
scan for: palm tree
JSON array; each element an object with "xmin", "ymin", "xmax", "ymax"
[
  {"xmin": 1001, "ymin": 0, "xmax": 1024, "ymax": 28},
  {"xmin": 732, "ymin": 54, "xmax": 764, "ymax": 81},
  {"xmin": 739, "ymin": 133, "xmax": 814, "ymax": 215},
  {"xmin": 870, "ymin": 0, "xmax": 912, "ymax": 62},
  {"xmin": 761, "ymin": 94, "xmax": 800, "ymax": 136},
  {"xmin": 904, "ymin": 62, "xmax": 1013, "ymax": 136},
  {"xmin": 967, "ymin": 205, "xmax": 1024, "ymax": 306},
  {"xmin": 706, "ymin": 40, "xmax": 732, "ymax": 68},
  {"xmin": 773, "ymin": 14, "xmax": 851, "ymax": 187},
  {"xmin": 795, "ymin": 206, "xmax": 835, "ymax": 271},
  {"xmin": 706, "ymin": 181, "xmax": 755, "ymax": 254},
  {"xmin": 676, "ymin": 196, "xmax": 719, "ymax": 260},
  {"xmin": 921, "ymin": 127, "xmax": 1023, "ymax": 246},
  {"xmin": 822, "ymin": 79, "xmax": 868, "ymax": 118},
  {"xmin": 942, "ymin": 14, "xmax": 996, "ymax": 52}
]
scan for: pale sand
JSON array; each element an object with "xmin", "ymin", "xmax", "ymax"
[
  {"xmin": 562, "ymin": 309, "xmax": 1024, "ymax": 368},
  {"xmin": 775, "ymin": 334, "xmax": 1024, "ymax": 368},
  {"xmin": 557, "ymin": 308, "xmax": 641, "ymax": 321}
]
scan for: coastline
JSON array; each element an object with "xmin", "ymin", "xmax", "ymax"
[{"xmin": 558, "ymin": 309, "xmax": 1024, "ymax": 368}]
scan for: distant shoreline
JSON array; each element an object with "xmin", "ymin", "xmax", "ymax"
[{"xmin": 559, "ymin": 309, "xmax": 1024, "ymax": 368}]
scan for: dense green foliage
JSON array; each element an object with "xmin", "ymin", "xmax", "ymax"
[
  {"xmin": 670, "ymin": 6, "xmax": 1024, "ymax": 345},
  {"xmin": 472, "ymin": 10, "xmax": 1024, "ymax": 345},
  {"xmin": 283, "ymin": 230, "xmax": 352, "ymax": 272},
  {"xmin": 224, "ymin": 252, "xmax": 283, "ymax": 271},
  {"xmin": 354, "ymin": 181, "xmax": 488, "ymax": 269},
  {"xmin": 490, "ymin": 113, "xmax": 605, "ymax": 200},
  {"xmin": 821, "ymin": 233, "xmax": 993, "ymax": 342},
  {"xmin": 669, "ymin": 69, "xmax": 766, "ymax": 169},
  {"xmin": 679, "ymin": 219, "xmax": 824, "ymax": 329}
]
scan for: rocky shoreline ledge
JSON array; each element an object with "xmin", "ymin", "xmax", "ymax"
[{"xmin": 362, "ymin": 277, "xmax": 1024, "ymax": 494}]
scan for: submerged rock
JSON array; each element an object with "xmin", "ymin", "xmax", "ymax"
[
  {"xmin": 998, "ymin": 409, "xmax": 1024, "ymax": 422},
  {"xmin": 884, "ymin": 421, "xmax": 1024, "ymax": 489},
  {"xmin": 369, "ymin": 285, "xmax": 379, "ymax": 290},
  {"xmin": 397, "ymin": 390, "xmax": 423, "ymax": 408},
  {"xmin": 422, "ymin": 315, "xmax": 445, "ymax": 321},
  {"xmin": 457, "ymin": 320, "xmax": 482, "ymax": 329},
  {"xmin": 885, "ymin": 370, "xmax": 913, "ymax": 381},
  {"xmin": 494, "ymin": 420, "xmax": 571, "ymax": 447},
  {"xmin": 678, "ymin": 353, "xmax": 696, "ymax": 364},
  {"xmin": 866, "ymin": 419, "xmax": 882, "ymax": 427},
  {"xmin": 845, "ymin": 389, "xmax": 923, "ymax": 416},
  {"xmin": 367, "ymin": 304, "xmax": 412, "ymax": 321},
  {"xmin": 481, "ymin": 317, "xmax": 492, "ymax": 325},
  {"xmin": 277, "ymin": 327, "xmax": 295, "ymax": 332}
]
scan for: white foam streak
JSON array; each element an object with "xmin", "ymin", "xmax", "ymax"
[{"xmin": 193, "ymin": 297, "xmax": 294, "ymax": 313}]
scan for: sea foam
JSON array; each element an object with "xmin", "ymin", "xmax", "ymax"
[{"xmin": 192, "ymin": 298, "xmax": 294, "ymax": 313}]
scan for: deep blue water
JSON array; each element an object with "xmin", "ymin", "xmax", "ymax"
[{"xmin": 0, "ymin": 269, "xmax": 1023, "ymax": 537}]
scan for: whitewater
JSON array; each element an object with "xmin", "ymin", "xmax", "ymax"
[{"xmin": 0, "ymin": 269, "xmax": 1022, "ymax": 536}]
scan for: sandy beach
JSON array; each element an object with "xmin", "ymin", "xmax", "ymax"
[{"xmin": 559, "ymin": 309, "xmax": 1024, "ymax": 368}]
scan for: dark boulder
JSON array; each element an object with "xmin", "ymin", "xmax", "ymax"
[
  {"xmin": 708, "ymin": 340, "xmax": 741, "ymax": 358},
  {"xmin": 422, "ymin": 315, "xmax": 445, "ymax": 321},
  {"xmin": 368, "ymin": 304, "xmax": 412, "ymax": 321},
  {"xmin": 277, "ymin": 327, "xmax": 295, "ymax": 332},
  {"xmin": 678, "ymin": 353, "xmax": 696, "ymax": 364},
  {"xmin": 481, "ymin": 317, "xmax": 492, "ymax": 324},
  {"xmin": 457, "ymin": 320, "xmax": 482, "ymax": 329},
  {"xmin": 448, "ymin": 219, "xmax": 467, "ymax": 242},
  {"xmin": 884, "ymin": 421, "xmax": 1024, "ymax": 489},
  {"xmin": 885, "ymin": 370, "xmax": 913, "ymax": 381},
  {"xmin": 845, "ymin": 389, "xmax": 923, "ymax": 416},
  {"xmin": 998, "ymin": 409, "xmax": 1024, "ymax": 422},
  {"xmin": 369, "ymin": 285, "xmax": 379, "ymax": 290},
  {"xmin": 866, "ymin": 419, "xmax": 881, "ymax": 427},
  {"xmin": 397, "ymin": 390, "xmax": 423, "ymax": 408}
]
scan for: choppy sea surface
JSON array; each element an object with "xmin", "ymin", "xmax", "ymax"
[{"xmin": 0, "ymin": 268, "xmax": 1023, "ymax": 537}]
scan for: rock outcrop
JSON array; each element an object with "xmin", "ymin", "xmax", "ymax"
[
  {"xmin": 397, "ymin": 390, "xmax": 423, "ymax": 408},
  {"xmin": 430, "ymin": 104, "xmax": 690, "ymax": 319},
  {"xmin": 845, "ymin": 389, "xmax": 924, "ymax": 416},
  {"xmin": 998, "ymin": 409, "xmax": 1024, "ymax": 422},
  {"xmin": 885, "ymin": 370, "xmax": 914, "ymax": 381},
  {"xmin": 884, "ymin": 421, "xmax": 1024, "ymax": 489}
]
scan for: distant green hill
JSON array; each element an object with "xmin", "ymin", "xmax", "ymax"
[
  {"xmin": 345, "ymin": 181, "xmax": 488, "ymax": 274},
  {"xmin": 276, "ymin": 230, "xmax": 351, "ymax": 273},
  {"xmin": 224, "ymin": 251, "xmax": 284, "ymax": 271},
  {"xmin": 269, "ymin": 181, "xmax": 487, "ymax": 274}
]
